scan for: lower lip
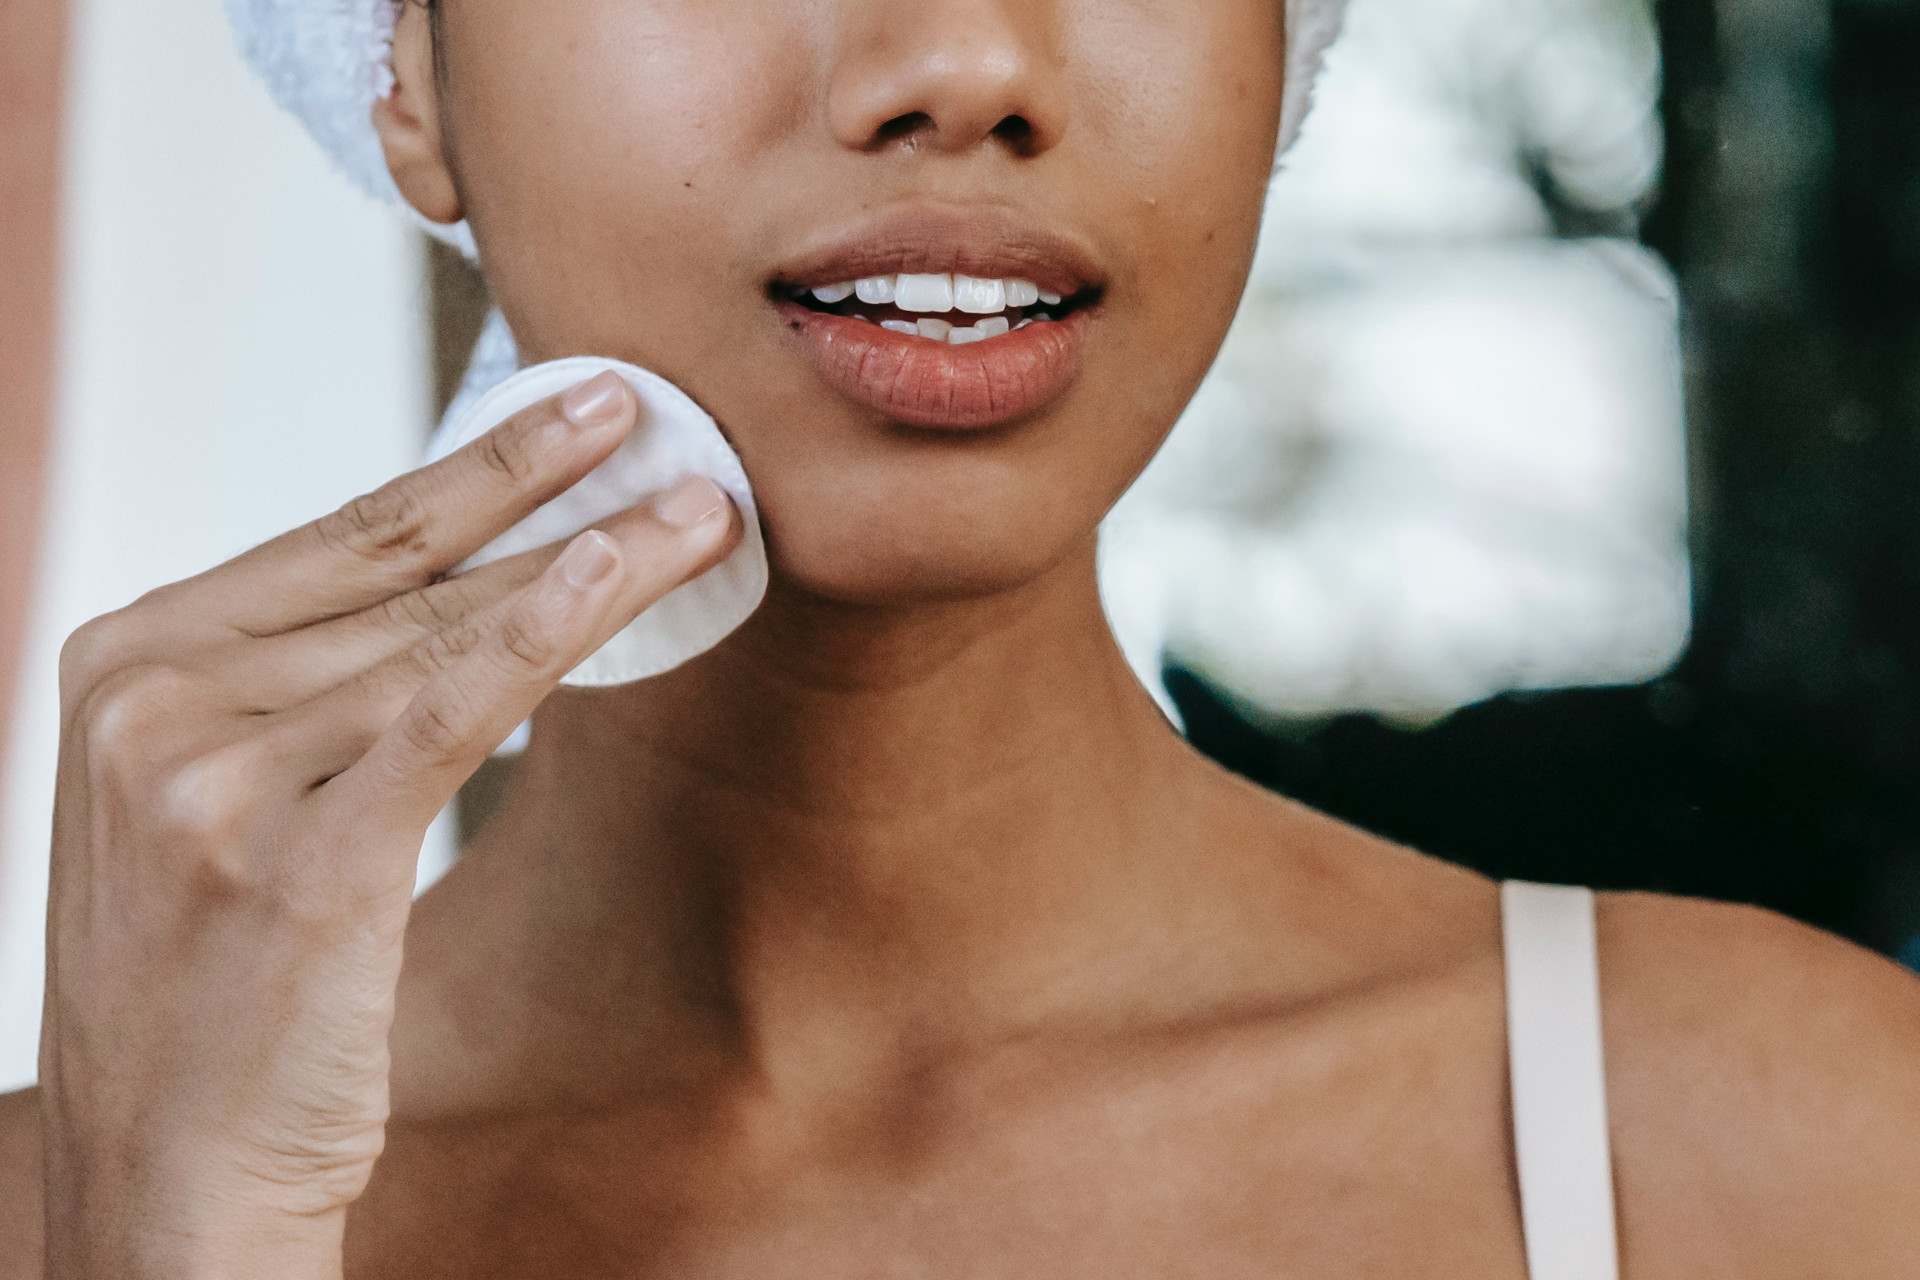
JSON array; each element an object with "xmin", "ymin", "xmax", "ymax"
[{"xmin": 778, "ymin": 302, "xmax": 1091, "ymax": 431}]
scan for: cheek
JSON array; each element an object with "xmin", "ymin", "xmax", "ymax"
[
  {"xmin": 1080, "ymin": 0, "xmax": 1287, "ymax": 315},
  {"xmin": 445, "ymin": 0, "xmax": 809, "ymax": 352}
]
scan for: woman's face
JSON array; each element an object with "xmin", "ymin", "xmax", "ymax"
[{"xmin": 391, "ymin": 0, "xmax": 1286, "ymax": 605}]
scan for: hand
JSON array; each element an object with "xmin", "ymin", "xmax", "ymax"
[{"xmin": 38, "ymin": 372, "xmax": 741, "ymax": 1278}]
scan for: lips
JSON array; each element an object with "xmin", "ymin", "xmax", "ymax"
[
  {"xmin": 779, "ymin": 304, "xmax": 1092, "ymax": 430},
  {"xmin": 770, "ymin": 212, "xmax": 1104, "ymax": 431}
]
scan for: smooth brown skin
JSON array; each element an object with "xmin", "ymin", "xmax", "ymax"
[{"xmin": 7, "ymin": 0, "xmax": 1920, "ymax": 1275}]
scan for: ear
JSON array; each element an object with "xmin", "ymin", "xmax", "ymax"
[{"xmin": 371, "ymin": 2, "xmax": 463, "ymax": 226}]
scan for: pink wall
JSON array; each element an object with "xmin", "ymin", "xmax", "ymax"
[{"xmin": 0, "ymin": 0, "xmax": 64, "ymax": 788}]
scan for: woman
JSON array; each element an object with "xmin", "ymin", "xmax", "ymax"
[{"xmin": 4, "ymin": 0, "xmax": 1918, "ymax": 1274}]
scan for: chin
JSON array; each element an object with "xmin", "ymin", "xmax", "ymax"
[
  {"xmin": 713, "ymin": 391, "xmax": 1117, "ymax": 607},
  {"xmin": 757, "ymin": 493, "xmax": 1090, "ymax": 608}
]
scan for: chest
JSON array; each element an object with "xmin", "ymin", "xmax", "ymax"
[{"xmin": 345, "ymin": 1026, "xmax": 1530, "ymax": 1279}]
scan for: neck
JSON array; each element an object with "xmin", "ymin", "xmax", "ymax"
[{"xmin": 398, "ymin": 544, "xmax": 1242, "ymax": 1111}]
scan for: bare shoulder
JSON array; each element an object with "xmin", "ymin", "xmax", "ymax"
[
  {"xmin": 1598, "ymin": 893, "xmax": 1920, "ymax": 1278},
  {"xmin": 0, "ymin": 1088, "xmax": 41, "ymax": 1279}
]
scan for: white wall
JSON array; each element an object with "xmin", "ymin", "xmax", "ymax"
[{"xmin": 0, "ymin": 0, "xmax": 445, "ymax": 1091}]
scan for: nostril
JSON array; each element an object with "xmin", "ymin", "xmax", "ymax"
[
  {"xmin": 991, "ymin": 115, "xmax": 1036, "ymax": 150},
  {"xmin": 866, "ymin": 111, "xmax": 1043, "ymax": 155},
  {"xmin": 874, "ymin": 112, "xmax": 935, "ymax": 148}
]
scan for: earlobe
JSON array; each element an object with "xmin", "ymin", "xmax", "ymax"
[{"xmin": 371, "ymin": 2, "xmax": 463, "ymax": 226}]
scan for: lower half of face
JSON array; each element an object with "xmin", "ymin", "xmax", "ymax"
[{"xmin": 439, "ymin": 0, "xmax": 1285, "ymax": 605}]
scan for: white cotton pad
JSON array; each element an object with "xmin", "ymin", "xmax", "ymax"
[{"xmin": 426, "ymin": 357, "xmax": 767, "ymax": 687}]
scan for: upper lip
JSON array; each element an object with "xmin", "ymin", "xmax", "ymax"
[{"xmin": 769, "ymin": 207, "xmax": 1106, "ymax": 301}]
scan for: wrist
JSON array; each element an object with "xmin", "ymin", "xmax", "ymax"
[
  {"xmin": 46, "ymin": 1204, "xmax": 346, "ymax": 1280},
  {"xmin": 42, "ymin": 1141, "xmax": 351, "ymax": 1280},
  {"xmin": 187, "ymin": 1211, "xmax": 347, "ymax": 1280}
]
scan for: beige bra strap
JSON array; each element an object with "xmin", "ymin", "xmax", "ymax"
[{"xmin": 1502, "ymin": 881, "xmax": 1621, "ymax": 1280}]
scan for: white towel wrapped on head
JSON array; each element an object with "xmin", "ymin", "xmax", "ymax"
[{"xmin": 224, "ymin": 0, "xmax": 477, "ymax": 255}]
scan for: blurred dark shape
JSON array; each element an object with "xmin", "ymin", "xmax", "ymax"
[
  {"xmin": 1180, "ymin": 0, "xmax": 1920, "ymax": 959},
  {"xmin": 428, "ymin": 239, "xmax": 491, "ymax": 420}
]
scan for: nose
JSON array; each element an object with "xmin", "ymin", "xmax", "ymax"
[{"xmin": 827, "ymin": 1, "xmax": 1067, "ymax": 157}]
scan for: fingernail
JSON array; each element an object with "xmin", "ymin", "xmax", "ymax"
[
  {"xmin": 560, "ymin": 371, "xmax": 631, "ymax": 428},
  {"xmin": 557, "ymin": 531, "xmax": 618, "ymax": 588},
  {"xmin": 654, "ymin": 476, "xmax": 729, "ymax": 530}
]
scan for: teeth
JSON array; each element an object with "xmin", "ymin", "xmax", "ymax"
[
  {"xmin": 823, "ymin": 274, "xmax": 1070, "ymax": 316},
  {"xmin": 874, "ymin": 310, "xmax": 1038, "ymax": 344},
  {"xmin": 827, "ymin": 270, "xmax": 1072, "ymax": 342},
  {"xmin": 953, "ymin": 275, "xmax": 1006, "ymax": 315},
  {"xmin": 895, "ymin": 274, "xmax": 955, "ymax": 313}
]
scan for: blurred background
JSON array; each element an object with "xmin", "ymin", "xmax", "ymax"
[{"xmin": 1, "ymin": 0, "xmax": 1917, "ymax": 1091}]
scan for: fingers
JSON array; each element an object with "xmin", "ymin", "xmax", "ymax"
[
  {"xmin": 206, "ymin": 537, "xmax": 568, "ymax": 712},
  {"xmin": 314, "ymin": 478, "xmax": 741, "ymax": 828},
  {"xmin": 195, "ymin": 372, "xmax": 640, "ymax": 639},
  {"xmin": 209, "ymin": 463, "xmax": 735, "ymax": 710}
]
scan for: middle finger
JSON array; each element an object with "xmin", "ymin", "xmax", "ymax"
[
  {"xmin": 194, "ymin": 372, "xmax": 640, "ymax": 639},
  {"xmin": 198, "ymin": 500, "xmax": 671, "ymax": 712},
  {"xmin": 268, "ymin": 479, "xmax": 743, "ymax": 772}
]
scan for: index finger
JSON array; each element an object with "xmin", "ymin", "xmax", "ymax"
[{"xmin": 189, "ymin": 371, "xmax": 639, "ymax": 639}]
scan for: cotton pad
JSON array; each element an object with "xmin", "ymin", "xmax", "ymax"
[{"xmin": 426, "ymin": 357, "xmax": 768, "ymax": 687}]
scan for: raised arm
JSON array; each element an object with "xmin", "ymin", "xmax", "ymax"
[{"xmin": 36, "ymin": 371, "xmax": 739, "ymax": 1279}]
